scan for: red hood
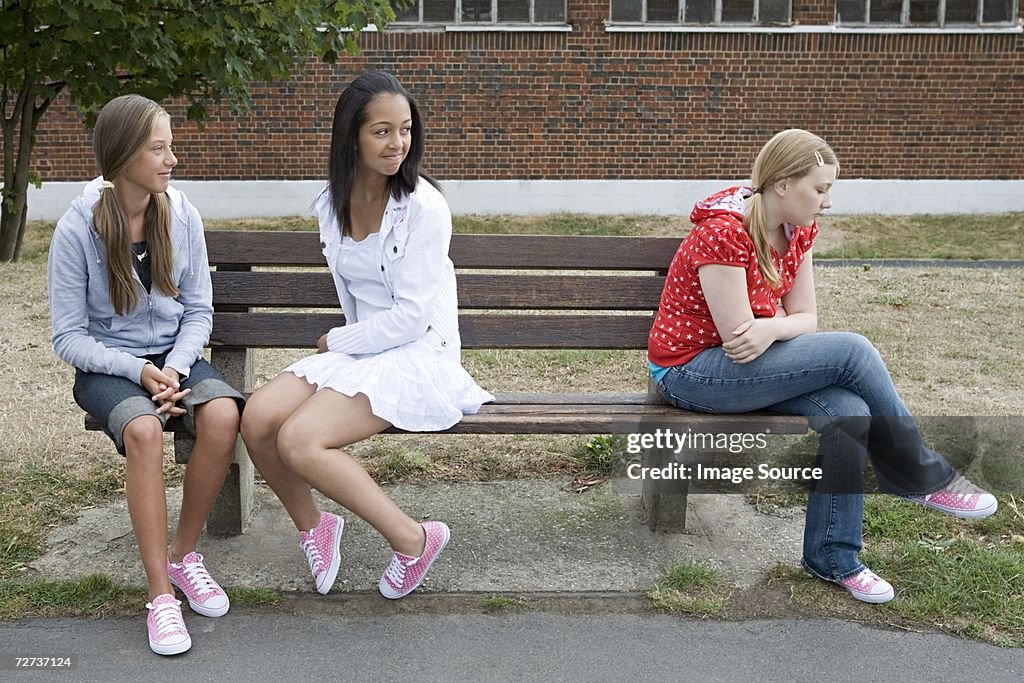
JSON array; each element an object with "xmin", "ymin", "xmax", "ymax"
[{"xmin": 689, "ymin": 186, "xmax": 750, "ymax": 225}]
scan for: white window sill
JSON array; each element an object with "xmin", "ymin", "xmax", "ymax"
[
  {"xmin": 387, "ymin": 23, "xmax": 572, "ymax": 32},
  {"xmin": 604, "ymin": 22, "xmax": 1023, "ymax": 34}
]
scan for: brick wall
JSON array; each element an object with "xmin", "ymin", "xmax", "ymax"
[{"xmin": 13, "ymin": 0, "xmax": 1024, "ymax": 182}]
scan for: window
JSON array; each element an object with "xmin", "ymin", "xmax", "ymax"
[
  {"xmin": 393, "ymin": 0, "xmax": 567, "ymax": 24},
  {"xmin": 835, "ymin": 0, "xmax": 1019, "ymax": 24},
  {"xmin": 608, "ymin": 0, "xmax": 792, "ymax": 24}
]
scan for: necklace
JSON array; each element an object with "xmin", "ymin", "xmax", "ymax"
[{"xmin": 132, "ymin": 241, "xmax": 148, "ymax": 262}]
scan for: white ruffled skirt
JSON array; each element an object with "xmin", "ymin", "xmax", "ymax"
[{"xmin": 284, "ymin": 340, "xmax": 494, "ymax": 431}]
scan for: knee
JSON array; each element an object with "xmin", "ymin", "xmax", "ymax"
[
  {"xmin": 810, "ymin": 393, "xmax": 871, "ymax": 436},
  {"xmin": 197, "ymin": 398, "xmax": 240, "ymax": 439},
  {"xmin": 837, "ymin": 332, "xmax": 883, "ymax": 367},
  {"xmin": 275, "ymin": 418, "xmax": 308, "ymax": 471},
  {"xmin": 240, "ymin": 390, "xmax": 280, "ymax": 448},
  {"xmin": 122, "ymin": 416, "xmax": 164, "ymax": 460}
]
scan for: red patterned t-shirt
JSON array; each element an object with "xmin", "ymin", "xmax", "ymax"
[{"xmin": 648, "ymin": 186, "xmax": 818, "ymax": 368}]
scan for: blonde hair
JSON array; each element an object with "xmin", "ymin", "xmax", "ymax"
[
  {"xmin": 745, "ymin": 129, "xmax": 839, "ymax": 289},
  {"xmin": 92, "ymin": 94, "xmax": 177, "ymax": 315}
]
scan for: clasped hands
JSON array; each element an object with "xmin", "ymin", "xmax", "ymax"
[
  {"xmin": 140, "ymin": 364, "xmax": 190, "ymax": 416},
  {"xmin": 722, "ymin": 316, "xmax": 780, "ymax": 365}
]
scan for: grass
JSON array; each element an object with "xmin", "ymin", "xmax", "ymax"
[
  {"xmin": 757, "ymin": 495, "xmax": 1024, "ymax": 647},
  {"xmin": 814, "ymin": 213, "xmax": 1024, "ymax": 260},
  {"xmin": 0, "ymin": 575, "xmax": 279, "ymax": 619},
  {"xmin": 648, "ymin": 561, "xmax": 730, "ymax": 617},
  {"xmin": 568, "ymin": 435, "xmax": 631, "ymax": 475},
  {"xmin": 0, "ymin": 575, "xmax": 144, "ymax": 619},
  {"xmin": 0, "ymin": 464, "xmax": 126, "ymax": 582},
  {"xmin": 481, "ymin": 594, "xmax": 526, "ymax": 610}
]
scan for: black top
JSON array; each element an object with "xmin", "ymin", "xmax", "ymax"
[{"xmin": 131, "ymin": 241, "xmax": 152, "ymax": 293}]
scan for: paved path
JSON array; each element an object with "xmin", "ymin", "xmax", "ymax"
[{"xmin": 3, "ymin": 611, "xmax": 1022, "ymax": 682}]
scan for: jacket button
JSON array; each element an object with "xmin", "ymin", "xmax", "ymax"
[
  {"xmin": 393, "ymin": 246, "xmax": 398, "ymax": 253},
  {"xmin": 380, "ymin": 265, "xmax": 385, "ymax": 271},
  {"xmin": 441, "ymin": 340, "xmax": 447, "ymax": 346},
  {"xmin": 320, "ymin": 242, "xmax": 326, "ymax": 249}
]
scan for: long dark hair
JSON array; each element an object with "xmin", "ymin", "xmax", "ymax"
[{"xmin": 327, "ymin": 71, "xmax": 439, "ymax": 235}]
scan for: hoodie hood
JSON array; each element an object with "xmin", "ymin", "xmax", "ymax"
[
  {"xmin": 70, "ymin": 177, "xmax": 194, "ymax": 275},
  {"xmin": 48, "ymin": 177, "xmax": 213, "ymax": 383},
  {"xmin": 689, "ymin": 186, "xmax": 751, "ymax": 226}
]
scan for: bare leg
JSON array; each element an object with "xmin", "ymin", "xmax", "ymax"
[
  {"xmin": 123, "ymin": 416, "xmax": 173, "ymax": 599},
  {"xmin": 169, "ymin": 397, "xmax": 240, "ymax": 563},
  {"xmin": 277, "ymin": 389, "xmax": 426, "ymax": 557},
  {"xmin": 240, "ymin": 373, "xmax": 321, "ymax": 532}
]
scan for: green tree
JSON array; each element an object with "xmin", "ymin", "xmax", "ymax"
[{"xmin": 0, "ymin": 0, "xmax": 395, "ymax": 262}]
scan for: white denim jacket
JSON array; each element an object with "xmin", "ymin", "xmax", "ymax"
[{"xmin": 315, "ymin": 180, "xmax": 461, "ymax": 357}]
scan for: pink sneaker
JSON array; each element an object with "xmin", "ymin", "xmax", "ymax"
[
  {"xmin": 379, "ymin": 521, "xmax": 450, "ymax": 600},
  {"xmin": 299, "ymin": 511, "xmax": 344, "ymax": 594},
  {"xmin": 838, "ymin": 568, "xmax": 895, "ymax": 604},
  {"xmin": 907, "ymin": 474, "xmax": 998, "ymax": 519},
  {"xmin": 167, "ymin": 551, "xmax": 230, "ymax": 617},
  {"xmin": 146, "ymin": 593, "xmax": 191, "ymax": 655}
]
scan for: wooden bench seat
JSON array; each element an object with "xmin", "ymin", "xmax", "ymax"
[{"xmin": 85, "ymin": 231, "xmax": 808, "ymax": 535}]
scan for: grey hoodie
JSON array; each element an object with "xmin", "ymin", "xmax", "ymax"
[{"xmin": 47, "ymin": 177, "xmax": 213, "ymax": 384}]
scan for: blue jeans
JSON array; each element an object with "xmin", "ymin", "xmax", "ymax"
[{"xmin": 657, "ymin": 332, "xmax": 956, "ymax": 582}]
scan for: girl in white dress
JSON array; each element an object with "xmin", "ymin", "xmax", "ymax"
[{"xmin": 241, "ymin": 72, "xmax": 493, "ymax": 599}]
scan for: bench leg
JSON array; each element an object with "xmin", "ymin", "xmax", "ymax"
[
  {"xmin": 174, "ymin": 432, "xmax": 253, "ymax": 536},
  {"xmin": 641, "ymin": 445, "xmax": 689, "ymax": 532}
]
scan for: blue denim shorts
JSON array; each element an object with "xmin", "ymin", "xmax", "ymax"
[{"xmin": 73, "ymin": 353, "xmax": 244, "ymax": 455}]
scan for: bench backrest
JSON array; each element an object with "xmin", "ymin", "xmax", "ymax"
[{"xmin": 208, "ymin": 232, "xmax": 681, "ymax": 350}]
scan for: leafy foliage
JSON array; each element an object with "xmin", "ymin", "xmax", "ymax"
[{"xmin": 0, "ymin": 0, "xmax": 399, "ymax": 260}]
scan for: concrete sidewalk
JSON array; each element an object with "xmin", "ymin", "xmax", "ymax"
[{"xmin": 26, "ymin": 477, "xmax": 806, "ymax": 593}]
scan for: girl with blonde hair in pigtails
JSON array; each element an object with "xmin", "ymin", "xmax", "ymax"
[
  {"xmin": 48, "ymin": 94, "xmax": 244, "ymax": 655},
  {"xmin": 648, "ymin": 128, "xmax": 996, "ymax": 604}
]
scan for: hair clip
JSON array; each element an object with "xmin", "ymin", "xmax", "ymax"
[
  {"xmin": 101, "ymin": 180, "xmax": 115, "ymax": 189},
  {"xmin": 813, "ymin": 150, "xmax": 824, "ymax": 167}
]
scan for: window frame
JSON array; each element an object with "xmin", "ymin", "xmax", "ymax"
[
  {"xmin": 604, "ymin": 0, "xmax": 1022, "ymax": 29},
  {"xmin": 391, "ymin": 0, "xmax": 571, "ymax": 28},
  {"xmin": 836, "ymin": 0, "xmax": 1020, "ymax": 26},
  {"xmin": 607, "ymin": 0, "xmax": 792, "ymax": 25}
]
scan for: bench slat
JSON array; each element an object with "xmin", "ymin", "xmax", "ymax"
[
  {"xmin": 206, "ymin": 232, "xmax": 681, "ymax": 271},
  {"xmin": 211, "ymin": 272, "xmax": 666, "ymax": 310},
  {"xmin": 86, "ymin": 399, "xmax": 807, "ymax": 435},
  {"xmin": 210, "ymin": 313, "xmax": 655, "ymax": 349}
]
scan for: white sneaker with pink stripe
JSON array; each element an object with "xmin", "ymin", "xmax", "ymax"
[
  {"xmin": 907, "ymin": 474, "xmax": 998, "ymax": 519},
  {"xmin": 146, "ymin": 593, "xmax": 191, "ymax": 655},
  {"xmin": 167, "ymin": 551, "xmax": 230, "ymax": 617},
  {"xmin": 838, "ymin": 568, "xmax": 895, "ymax": 604},
  {"xmin": 379, "ymin": 521, "xmax": 450, "ymax": 600},
  {"xmin": 299, "ymin": 511, "xmax": 345, "ymax": 594}
]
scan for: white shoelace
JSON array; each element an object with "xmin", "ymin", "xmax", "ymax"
[
  {"xmin": 179, "ymin": 559, "xmax": 218, "ymax": 596},
  {"xmin": 147, "ymin": 600, "xmax": 185, "ymax": 638},
  {"xmin": 926, "ymin": 475, "xmax": 976, "ymax": 502},
  {"xmin": 301, "ymin": 537, "xmax": 323, "ymax": 574},
  {"xmin": 849, "ymin": 569, "xmax": 881, "ymax": 589},
  {"xmin": 384, "ymin": 556, "xmax": 414, "ymax": 587}
]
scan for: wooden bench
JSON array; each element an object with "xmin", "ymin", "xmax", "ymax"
[{"xmin": 87, "ymin": 231, "xmax": 808, "ymax": 535}]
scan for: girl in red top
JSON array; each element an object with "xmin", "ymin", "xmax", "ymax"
[{"xmin": 649, "ymin": 129, "xmax": 996, "ymax": 604}]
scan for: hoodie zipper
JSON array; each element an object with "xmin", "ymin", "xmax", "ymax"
[{"xmin": 146, "ymin": 289, "xmax": 155, "ymax": 351}]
